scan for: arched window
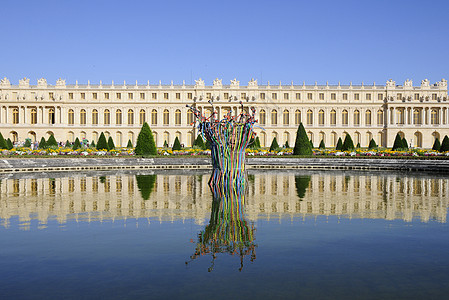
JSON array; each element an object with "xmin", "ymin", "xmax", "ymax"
[
  {"xmin": 319, "ymin": 131, "xmax": 325, "ymax": 145},
  {"xmin": 92, "ymin": 109, "xmax": 98, "ymax": 125},
  {"xmin": 342, "ymin": 110, "xmax": 348, "ymax": 126},
  {"xmin": 354, "ymin": 110, "xmax": 360, "ymax": 126},
  {"xmin": 116, "ymin": 132, "xmax": 122, "ymax": 147},
  {"xmin": 163, "ymin": 131, "xmax": 170, "ymax": 145},
  {"xmin": 414, "ymin": 131, "xmax": 422, "ymax": 147},
  {"xmin": 377, "ymin": 110, "xmax": 383, "ymax": 126},
  {"xmin": 365, "ymin": 110, "xmax": 372, "ymax": 126},
  {"xmin": 139, "ymin": 109, "xmax": 146, "ymax": 125},
  {"xmin": 186, "ymin": 109, "xmax": 193, "ymax": 125},
  {"xmin": 92, "ymin": 131, "xmax": 98, "ymax": 142},
  {"xmin": 187, "ymin": 131, "xmax": 194, "ymax": 147},
  {"xmin": 163, "ymin": 109, "xmax": 169, "ymax": 125},
  {"xmin": 283, "ymin": 110, "xmax": 289, "ymax": 125},
  {"xmin": 11, "ymin": 131, "xmax": 18, "ymax": 142},
  {"xmin": 80, "ymin": 109, "xmax": 87, "ymax": 125},
  {"xmin": 318, "ymin": 110, "xmax": 325, "ymax": 126},
  {"xmin": 307, "ymin": 110, "xmax": 313, "ymax": 125},
  {"xmin": 128, "ymin": 109, "xmax": 134, "ymax": 125},
  {"xmin": 68, "ymin": 109, "xmax": 74, "ymax": 125},
  {"xmin": 260, "ymin": 132, "xmax": 266, "ymax": 147},
  {"xmin": 68, "ymin": 131, "xmax": 74, "ymax": 143},
  {"xmin": 366, "ymin": 132, "xmax": 372, "ymax": 146},
  {"xmin": 116, "ymin": 109, "xmax": 122, "ymax": 125},
  {"xmin": 295, "ymin": 110, "xmax": 301, "ymax": 125},
  {"xmin": 397, "ymin": 109, "xmax": 405, "ymax": 125},
  {"xmin": 413, "ymin": 109, "xmax": 422, "ymax": 125},
  {"xmin": 104, "ymin": 109, "xmax": 110, "ymax": 125},
  {"xmin": 31, "ymin": 108, "xmax": 37, "ymax": 124},
  {"xmin": 283, "ymin": 132, "xmax": 290, "ymax": 146},
  {"xmin": 331, "ymin": 132, "xmax": 337, "ymax": 147},
  {"xmin": 48, "ymin": 108, "xmax": 55, "ymax": 124},
  {"xmin": 308, "ymin": 131, "xmax": 313, "ymax": 144},
  {"xmin": 354, "ymin": 132, "xmax": 361, "ymax": 145},
  {"xmin": 12, "ymin": 108, "xmax": 19, "ymax": 124},
  {"xmin": 260, "ymin": 110, "xmax": 266, "ymax": 125},
  {"xmin": 80, "ymin": 131, "xmax": 86, "ymax": 140},
  {"xmin": 431, "ymin": 109, "xmax": 439, "ymax": 125},
  {"xmin": 330, "ymin": 110, "xmax": 336, "ymax": 125},
  {"xmin": 152, "ymin": 109, "xmax": 158, "ymax": 125},
  {"xmin": 271, "ymin": 110, "xmax": 278, "ymax": 125},
  {"xmin": 175, "ymin": 109, "xmax": 181, "ymax": 125}
]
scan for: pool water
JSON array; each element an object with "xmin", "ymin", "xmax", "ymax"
[{"xmin": 1, "ymin": 170, "xmax": 448, "ymax": 299}]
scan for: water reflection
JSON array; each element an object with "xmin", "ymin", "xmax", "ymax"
[{"xmin": 0, "ymin": 171, "xmax": 448, "ymax": 230}]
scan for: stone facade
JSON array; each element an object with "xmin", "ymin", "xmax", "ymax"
[{"xmin": 0, "ymin": 77, "xmax": 448, "ymax": 148}]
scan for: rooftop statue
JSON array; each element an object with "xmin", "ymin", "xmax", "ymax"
[
  {"xmin": 19, "ymin": 77, "xmax": 30, "ymax": 87},
  {"xmin": 213, "ymin": 78, "xmax": 222, "ymax": 88},
  {"xmin": 56, "ymin": 78, "xmax": 66, "ymax": 87},
  {"xmin": 194, "ymin": 78, "xmax": 205, "ymax": 88},
  {"xmin": 230, "ymin": 78, "xmax": 240, "ymax": 87},
  {"xmin": 421, "ymin": 79, "xmax": 430, "ymax": 87},
  {"xmin": 0, "ymin": 77, "xmax": 10, "ymax": 86},
  {"xmin": 37, "ymin": 78, "xmax": 47, "ymax": 86},
  {"xmin": 386, "ymin": 79, "xmax": 396, "ymax": 87},
  {"xmin": 404, "ymin": 79, "xmax": 413, "ymax": 87},
  {"xmin": 248, "ymin": 78, "xmax": 258, "ymax": 87}
]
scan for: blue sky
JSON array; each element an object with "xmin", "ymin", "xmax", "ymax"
[{"xmin": 1, "ymin": 0, "xmax": 448, "ymax": 86}]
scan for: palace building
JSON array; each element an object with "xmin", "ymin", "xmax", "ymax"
[{"xmin": 0, "ymin": 77, "xmax": 448, "ymax": 148}]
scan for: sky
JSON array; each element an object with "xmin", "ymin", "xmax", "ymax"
[{"xmin": 1, "ymin": 0, "xmax": 448, "ymax": 86}]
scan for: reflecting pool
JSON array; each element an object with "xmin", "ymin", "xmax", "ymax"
[{"xmin": 1, "ymin": 170, "xmax": 449, "ymax": 299}]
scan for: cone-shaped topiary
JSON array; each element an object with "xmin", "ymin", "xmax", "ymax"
[
  {"xmin": 136, "ymin": 175, "xmax": 157, "ymax": 200},
  {"xmin": 293, "ymin": 123, "xmax": 312, "ymax": 155},
  {"xmin": 172, "ymin": 136, "xmax": 182, "ymax": 150},
  {"xmin": 342, "ymin": 134, "xmax": 355, "ymax": 151},
  {"xmin": 193, "ymin": 134, "xmax": 205, "ymax": 149},
  {"xmin": 0, "ymin": 132, "xmax": 7, "ymax": 149},
  {"xmin": 295, "ymin": 175, "xmax": 311, "ymax": 199},
  {"xmin": 65, "ymin": 140, "xmax": 71, "ymax": 148},
  {"xmin": 440, "ymin": 135, "xmax": 449, "ymax": 152},
  {"xmin": 319, "ymin": 139, "xmax": 325, "ymax": 149},
  {"xmin": 356, "ymin": 142, "xmax": 361, "ymax": 149},
  {"xmin": 96, "ymin": 132, "xmax": 108, "ymax": 150},
  {"xmin": 368, "ymin": 138, "xmax": 378, "ymax": 149},
  {"xmin": 39, "ymin": 137, "xmax": 47, "ymax": 149},
  {"xmin": 269, "ymin": 137, "xmax": 279, "ymax": 152},
  {"xmin": 107, "ymin": 136, "xmax": 115, "ymax": 150},
  {"xmin": 127, "ymin": 139, "xmax": 133, "ymax": 148},
  {"xmin": 72, "ymin": 137, "xmax": 82, "ymax": 150},
  {"xmin": 255, "ymin": 136, "xmax": 261, "ymax": 148},
  {"xmin": 46, "ymin": 135, "xmax": 58, "ymax": 148},
  {"xmin": 24, "ymin": 139, "xmax": 31, "ymax": 148},
  {"xmin": 285, "ymin": 140, "xmax": 289, "ymax": 148},
  {"xmin": 432, "ymin": 138, "xmax": 441, "ymax": 151},
  {"xmin": 402, "ymin": 137, "xmax": 408, "ymax": 149},
  {"xmin": 6, "ymin": 138, "xmax": 13, "ymax": 150},
  {"xmin": 135, "ymin": 122, "xmax": 157, "ymax": 156},
  {"xmin": 91, "ymin": 140, "xmax": 96, "ymax": 148},
  {"xmin": 392, "ymin": 133, "xmax": 403, "ymax": 150},
  {"xmin": 163, "ymin": 140, "xmax": 168, "ymax": 148},
  {"xmin": 336, "ymin": 137, "xmax": 343, "ymax": 150}
]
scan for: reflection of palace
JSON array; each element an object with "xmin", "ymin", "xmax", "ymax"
[{"xmin": 0, "ymin": 173, "xmax": 448, "ymax": 229}]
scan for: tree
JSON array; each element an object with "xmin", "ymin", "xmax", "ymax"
[
  {"xmin": 342, "ymin": 134, "xmax": 355, "ymax": 151},
  {"xmin": 293, "ymin": 123, "xmax": 312, "ymax": 155},
  {"xmin": 127, "ymin": 139, "xmax": 133, "ymax": 148},
  {"xmin": 336, "ymin": 137, "xmax": 343, "ymax": 150},
  {"xmin": 402, "ymin": 137, "xmax": 408, "ymax": 149},
  {"xmin": 72, "ymin": 137, "xmax": 82, "ymax": 150},
  {"xmin": 39, "ymin": 137, "xmax": 47, "ymax": 149},
  {"xmin": 205, "ymin": 139, "xmax": 211, "ymax": 150},
  {"xmin": 65, "ymin": 140, "xmax": 71, "ymax": 148},
  {"xmin": 134, "ymin": 122, "xmax": 157, "ymax": 156},
  {"xmin": 285, "ymin": 140, "xmax": 289, "ymax": 148},
  {"xmin": 96, "ymin": 132, "xmax": 108, "ymax": 150},
  {"xmin": 254, "ymin": 136, "xmax": 261, "ymax": 148},
  {"xmin": 269, "ymin": 137, "xmax": 279, "ymax": 151},
  {"xmin": 295, "ymin": 175, "xmax": 311, "ymax": 199},
  {"xmin": 107, "ymin": 136, "xmax": 115, "ymax": 150},
  {"xmin": 356, "ymin": 142, "xmax": 361, "ymax": 149},
  {"xmin": 91, "ymin": 140, "xmax": 96, "ymax": 148},
  {"xmin": 432, "ymin": 138, "xmax": 441, "ymax": 151},
  {"xmin": 136, "ymin": 174, "xmax": 157, "ymax": 200},
  {"xmin": 392, "ymin": 133, "xmax": 403, "ymax": 150},
  {"xmin": 368, "ymin": 138, "xmax": 378, "ymax": 149},
  {"xmin": 193, "ymin": 134, "xmax": 205, "ymax": 149},
  {"xmin": 319, "ymin": 139, "xmax": 325, "ymax": 149},
  {"xmin": 6, "ymin": 138, "xmax": 13, "ymax": 150},
  {"xmin": 309, "ymin": 140, "xmax": 314, "ymax": 148},
  {"xmin": 0, "ymin": 132, "xmax": 8, "ymax": 149},
  {"xmin": 172, "ymin": 136, "xmax": 182, "ymax": 150},
  {"xmin": 163, "ymin": 140, "xmax": 169, "ymax": 148},
  {"xmin": 47, "ymin": 134, "xmax": 58, "ymax": 148},
  {"xmin": 24, "ymin": 138, "xmax": 31, "ymax": 148},
  {"xmin": 440, "ymin": 135, "xmax": 449, "ymax": 152}
]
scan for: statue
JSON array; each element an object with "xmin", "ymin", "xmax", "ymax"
[
  {"xmin": 0, "ymin": 77, "xmax": 10, "ymax": 86},
  {"xmin": 404, "ymin": 79, "xmax": 413, "ymax": 87},
  {"xmin": 248, "ymin": 78, "xmax": 258, "ymax": 87},
  {"xmin": 213, "ymin": 78, "xmax": 222, "ymax": 88},
  {"xmin": 55, "ymin": 78, "xmax": 66, "ymax": 87},
  {"xmin": 437, "ymin": 79, "xmax": 447, "ymax": 87},
  {"xmin": 230, "ymin": 78, "xmax": 240, "ymax": 87},
  {"xmin": 421, "ymin": 79, "xmax": 430, "ymax": 87},
  {"xmin": 386, "ymin": 79, "xmax": 396, "ymax": 87},
  {"xmin": 37, "ymin": 78, "xmax": 47, "ymax": 86},
  {"xmin": 19, "ymin": 77, "xmax": 30, "ymax": 87},
  {"xmin": 194, "ymin": 78, "xmax": 205, "ymax": 88}
]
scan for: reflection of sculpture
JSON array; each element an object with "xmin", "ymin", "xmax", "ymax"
[
  {"xmin": 187, "ymin": 171, "xmax": 256, "ymax": 272},
  {"xmin": 135, "ymin": 174, "xmax": 157, "ymax": 200},
  {"xmin": 295, "ymin": 175, "xmax": 311, "ymax": 199}
]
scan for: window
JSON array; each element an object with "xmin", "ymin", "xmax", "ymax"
[
  {"xmin": 413, "ymin": 109, "xmax": 422, "ymax": 125},
  {"xmin": 128, "ymin": 93, "xmax": 133, "ymax": 100},
  {"xmin": 431, "ymin": 109, "xmax": 439, "ymax": 125},
  {"xmin": 272, "ymin": 93, "xmax": 277, "ymax": 100},
  {"xmin": 207, "ymin": 93, "xmax": 212, "ymax": 100},
  {"xmin": 283, "ymin": 110, "xmax": 289, "ymax": 125},
  {"xmin": 163, "ymin": 109, "xmax": 169, "ymax": 125},
  {"xmin": 152, "ymin": 93, "xmax": 157, "ymax": 100},
  {"xmin": 93, "ymin": 93, "xmax": 97, "ymax": 100},
  {"xmin": 377, "ymin": 110, "xmax": 383, "ymax": 125},
  {"xmin": 319, "ymin": 93, "xmax": 324, "ymax": 100},
  {"xmin": 377, "ymin": 94, "xmax": 383, "ymax": 101},
  {"xmin": 260, "ymin": 110, "xmax": 266, "ymax": 125},
  {"xmin": 366, "ymin": 94, "xmax": 371, "ymax": 100},
  {"xmin": 81, "ymin": 93, "xmax": 85, "ymax": 100},
  {"xmin": 284, "ymin": 93, "xmax": 289, "ymax": 100},
  {"xmin": 187, "ymin": 93, "xmax": 192, "ymax": 100},
  {"xmin": 260, "ymin": 93, "xmax": 265, "ymax": 100},
  {"xmin": 31, "ymin": 108, "xmax": 37, "ymax": 124},
  {"xmin": 331, "ymin": 93, "xmax": 336, "ymax": 100},
  {"xmin": 397, "ymin": 93, "xmax": 402, "ymax": 100},
  {"xmin": 151, "ymin": 109, "xmax": 157, "ymax": 125},
  {"xmin": 69, "ymin": 93, "xmax": 73, "ymax": 100},
  {"xmin": 104, "ymin": 93, "xmax": 109, "ymax": 100},
  {"xmin": 164, "ymin": 93, "xmax": 169, "ymax": 100},
  {"xmin": 307, "ymin": 110, "xmax": 313, "ymax": 125},
  {"xmin": 175, "ymin": 109, "xmax": 181, "ymax": 125},
  {"xmin": 92, "ymin": 109, "xmax": 98, "ymax": 125},
  {"xmin": 365, "ymin": 110, "xmax": 372, "ymax": 126},
  {"xmin": 116, "ymin": 93, "xmax": 121, "ymax": 100},
  {"xmin": 271, "ymin": 110, "xmax": 278, "ymax": 125},
  {"xmin": 354, "ymin": 110, "xmax": 360, "ymax": 126},
  {"xmin": 343, "ymin": 93, "xmax": 348, "ymax": 100},
  {"xmin": 396, "ymin": 109, "xmax": 404, "ymax": 125},
  {"xmin": 12, "ymin": 108, "xmax": 19, "ymax": 124},
  {"xmin": 295, "ymin": 110, "xmax": 301, "ymax": 125},
  {"xmin": 342, "ymin": 110, "xmax": 348, "ymax": 125},
  {"xmin": 414, "ymin": 93, "xmax": 420, "ymax": 100},
  {"xmin": 140, "ymin": 93, "xmax": 145, "ymax": 100},
  {"xmin": 240, "ymin": 93, "xmax": 246, "ymax": 100},
  {"xmin": 48, "ymin": 108, "xmax": 55, "ymax": 124},
  {"xmin": 187, "ymin": 109, "xmax": 193, "ymax": 125},
  {"xmin": 296, "ymin": 93, "xmax": 300, "ymax": 100},
  {"xmin": 432, "ymin": 94, "xmax": 437, "ymax": 100},
  {"xmin": 330, "ymin": 110, "xmax": 336, "ymax": 125},
  {"xmin": 139, "ymin": 109, "xmax": 145, "ymax": 125},
  {"xmin": 318, "ymin": 110, "xmax": 324, "ymax": 125},
  {"xmin": 128, "ymin": 109, "xmax": 134, "ymax": 125},
  {"xmin": 176, "ymin": 93, "xmax": 180, "ymax": 100},
  {"xmin": 68, "ymin": 109, "xmax": 74, "ymax": 125},
  {"xmin": 116, "ymin": 109, "xmax": 122, "ymax": 125},
  {"xmin": 354, "ymin": 93, "xmax": 360, "ymax": 100},
  {"xmin": 101, "ymin": 109, "xmax": 110, "ymax": 125},
  {"xmin": 80, "ymin": 109, "xmax": 86, "ymax": 125},
  {"xmin": 307, "ymin": 93, "xmax": 312, "ymax": 100}
]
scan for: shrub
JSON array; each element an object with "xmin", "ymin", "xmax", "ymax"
[
  {"xmin": 193, "ymin": 134, "xmax": 205, "ymax": 149},
  {"xmin": 309, "ymin": 140, "xmax": 314, "ymax": 148},
  {"xmin": 293, "ymin": 123, "xmax": 312, "ymax": 155},
  {"xmin": 172, "ymin": 136, "xmax": 182, "ymax": 150},
  {"xmin": 255, "ymin": 136, "xmax": 261, "ymax": 148},
  {"xmin": 356, "ymin": 142, "xmax": 361, "ymax": 149},
  {"xmin": 269, "ymin": 137, "xmax": 279, "ymax": 152},
  {"xmin": 285, "ymin": 140, "xmax": 289, "ymax": 148},
  {"xmin": 127, "ymin": 140, "xmax": 133, "ymax": 148},
  {"xmin": 432, "ymin": 138, "xmax": 441, "ymax": 151},
  {"xmin": 107, "ymin": 136, "xmax": 115, "ymax": 150},
  {"xmin": 392, "ymin": 133, "xmax": 403, "ymax": 150},
  {"xmin": 163, "ymin": 140, "xmax": 169, "ymax": 148},
  {"xmin": 440, "ymin": 135, "xmax": 449, "ymax": 152},
  {"xmin": 91, "ymin": 140, "xmax": 96, "ymax": 148},
  {"xmin": 368, "ymin": 138, "xmax": 378, "ymax": 149},
  {"xmin": 24, "ymin": 138, "xmax": 31, "ymax": 148},
  {"xmin": 6, "ymin": 138, "xmax": 13, "ymax": 150},
  {"xmin": 96, "ymin": 132, "xmax": 109, "ymax": 150},
  {"xmin": 402, "ymin": 137, "xmax": 408, "ymax": 149},
  {"xmin": 39, "ymin": 137, "xmax": 47, "ymax": 149},
  {"xmin": 72, "ymin": 137, "xmax": 82, "ymax": 150},
  {"xmin": 134, "ymin": 122, "xmax": 157, "ymax": 156},
  {"xmin": 0, "ymin": 132, "xmax": 7, "ymax": 149},
  {"xmin": 342, "ymin": 134, "xmax": 355, "ymax": 151},
  {"xmin": 336, "ymin": 137, "xmax": 343, "ymax": 150},
  {"xmin": 136, "ymin": 175, "xmax": 156, "ymax": 200},
  {"xmin": 47, "ymin": 135, "xmax": 58, "ymax": 148},
  {"xmin": 65, "ymin": 140, "xmax": 71, "ymax": 148},
  {"xmin": 319, "ymin": 139, "xmax": 325, "ymax": 149},
  {"xmin": 205, "ymin": 139, "xmax": 211, "ymax": 150}
]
